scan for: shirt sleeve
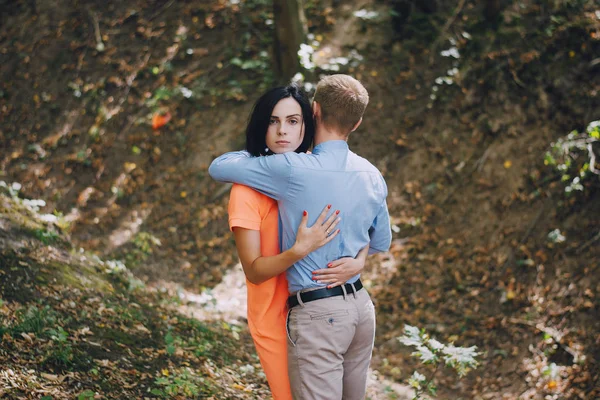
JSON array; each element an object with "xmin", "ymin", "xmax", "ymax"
[
  {"xmin": 208, "ymin": 151, "xmax": 291, "ymax": 201},
  {"xmin": 228, "ymin": 184, "xmax": 263, "ymax": 231},
  {"xmin": 368, "ymin": 173, "xmax": 392, "ymax": 257},
  {"xmin": 368, "ymin": 201, "xmax": 392, "ymax": 254}
]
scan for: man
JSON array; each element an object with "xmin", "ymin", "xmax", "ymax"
[{"xmin": 209, "ymin": 74, "xmax": 392, "ymax": 400}]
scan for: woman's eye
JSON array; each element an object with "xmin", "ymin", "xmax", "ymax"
[
  {"xmin": 269, "ymin": 119, "xmax": 277, "ymax": 125},
  {"xmin": 289, "ymin": 119, "xmax": 298, "ymax": 125}
]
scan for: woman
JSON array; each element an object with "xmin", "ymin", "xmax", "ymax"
[{"xmin": 228, "ymin": 84, "xmax": 368, "ymax": 399}]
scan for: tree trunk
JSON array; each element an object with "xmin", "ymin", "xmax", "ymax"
[
  {"xmin": 390, "ymin": 0, "xmax": 437, "ymax": 35},
  {"xmin": 484, "ymin": 0, "xmax": 503, "ymax": 23},
  {"xmin": 273, "ymin": 0, "xmax": 307, "ymax": 83}
]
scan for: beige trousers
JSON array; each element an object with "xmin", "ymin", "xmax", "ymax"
[{"xmin": 286, "ymin": 287, "xmax": 376, "ymax": 400}]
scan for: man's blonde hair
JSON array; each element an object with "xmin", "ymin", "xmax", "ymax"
[{"xmin": 313, "ymin": 74, "xmax": 369, "ymax": 134}]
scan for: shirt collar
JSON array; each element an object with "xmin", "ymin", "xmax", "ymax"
[{"xmin": 312, "ymin": 140, "xmax": 349, "ymax": 154}]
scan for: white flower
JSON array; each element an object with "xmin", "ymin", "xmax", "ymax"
[
  {"xmin": 547, "ymin": 229, "xmax": 566, "ymax": 243},
  {"xmin": 447, "ymin": 68, "xmax": 459, "ymax": 76},
  {"xmin": 292, "ymin": 73, "xmax": 304, "ymax": 83},
  {"xmin": 586, "ymin": 120, "xmax": 600, "ymax": 132},
  {"xmin": 303, "ymin": 82, "xmax": 315, "ymax": 92},
  {"xmin": 412, "ymin": 371, "xmax": 426, "ymax": 382},
  {"xmin": 413, "ymin": 345, "xmax": 437, "ymax": 363},
  {"xmin": 104, "ymin": 260, "xmax": 127, "ymax": 274},
  {"xmin": 180, "ymin": 87, "xmax": 193, "ymax": 98},
  {"xmin": 428, "ymin": 338, "xmax": 445, "ymax": 351},
  {"xmin": 441, "ymin": 47, "xmax": 460, "ymax": 59},
  {"xmin": 298, "ymin": 44, "xmax": 315, "ymax": 70},
  {"xmin": 442, "ymin": 344, "xmax": 479, "ymax": 368},
  {"xmin": 353, "ymin": 9, "xmax": 379, "ymax": 20},
  {"xmin": 408, "ymin": 371, "xmax": 426, "ymax": 389},
  {"xmin": 40, "ymin": 214, "xmax": 58, "ymax": 223},
  {"xmin": 398, "ymin": 325, "xmax": 422, "ymax": 347}
]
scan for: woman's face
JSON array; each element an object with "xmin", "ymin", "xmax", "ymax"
[{"xmin": 265, "ymin": 97, "xmax": 305, "ymax": 154}]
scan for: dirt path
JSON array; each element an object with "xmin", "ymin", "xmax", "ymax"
[{"xmin": 175, "ymin": 263, "xmax": 414, "ymax": 400}]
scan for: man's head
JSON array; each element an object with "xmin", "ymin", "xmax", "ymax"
[{"xmin": 313, "ymin": 74, "xmax": 369, "ymax": 136}]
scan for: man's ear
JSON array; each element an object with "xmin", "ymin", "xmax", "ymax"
[
  {"xmin": 350, "ymin": 117, "xmax": 363, "ymax": 132},
  {"xmin": 312, "ymin": 101, "xmax": 320, "ymax": 118}
]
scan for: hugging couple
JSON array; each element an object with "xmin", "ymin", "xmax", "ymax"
[{"xmin": 209, "ymin": 74, "xmax": 392, "ymax": 400}]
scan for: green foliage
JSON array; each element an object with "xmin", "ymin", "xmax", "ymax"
[
  {"xmin": 77, "ymin": 390, "xmax": 96, "ymax": 400},
  {"xmin": 3, "ymin": 304, "xmax": 73, "ymax": 367},
  {"xmin": 165, "ymin": 329, "xmax": 182, "ymax": 356},
  {"xmin": 11, "ymin": 305, "xmax": 57, "ymax": 336},
  {"xmin": 398, "ymin": 325, "xmax": 480, "ymax": 399},
  {"xmin": 122, "ymin": 231, "xmax": 162, "ymax": 267},
  {"xmin": 45, "ymin": 326, "xmax": 73, "ymax": 367},
  {"xmin": 52, "ymin": 210, "xmax": 72, "ymax": 232},
  {"xmin": 1, "ymin": 180, "xmax": 70, "ymax": 235},
  {"xmin": 145, "ymin": 86, "xmax": 177, "ymax": 109},
  {"xmin": 33, "ymin": 228, "xmax": 60, "ymax": 244},
  {"xmin": 230, "ymin": 52, "xmax": 270, "ymax": 71},
  {"xmin": 151, "ymin": 369, "xmax": 206, "ymax": 398},
  {"xmin": 133, "ymin": 232, "xmax": 162, "ymax": 254},
  {"xmin": 102, "ymin": 259, "xmax": 128, "ymax": 275},
  {"xmin": 98, "ymin": 258, "xmax": 145, "ymax": 291},
  {"xmin": 0, "ymin": 181, "xmax": 22, "ymax": 197},
  {"xmin": 544, "ymin": 120, "xmax": 599, "ymax": 194}
]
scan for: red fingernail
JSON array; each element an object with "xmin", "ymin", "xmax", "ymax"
[
  {"xmin": 327, "ymin": 263, "xmax": 332, "ymax": 267},
  {"xmin": 335, "ymin": 210, "xmax": 340, "ymax": 215},
  {"xmin": 327, "ymin": 285, "xmax": 332, "ymax": 289},
  {"xmin": 312, "ymin": 271, "xmax": 317, "ymax": 274},
  {"xmin": 327, "ymin": 204, "xmax": 331, "ymax": 209},
  {"xmin": 303, "ymin": 210, "xmax": 307, "ymax": 216}
]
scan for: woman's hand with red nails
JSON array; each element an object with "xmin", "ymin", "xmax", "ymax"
[
  {"xmin": 291, "ymin": 204, "xmax": 341, "ymax": 258},
  {"xmin": 312, "ymin": 257, "xmax": 365, "ymax": 288},
  {"xmin": 312, "ymin": 245, "xmax": 369, "ymax": 288}
]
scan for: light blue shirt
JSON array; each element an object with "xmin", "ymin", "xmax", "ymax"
[{"xmin": 209, "ymin": 140, "xmax": 392, "ymax": 293}]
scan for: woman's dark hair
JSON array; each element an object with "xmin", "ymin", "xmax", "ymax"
[{"xmin": 245, "ymin": 84, "xmax": 315, "ymax": 156}]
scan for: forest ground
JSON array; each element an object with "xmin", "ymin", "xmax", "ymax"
[{"xmin": 1, "ymin": 0, "xmax": 599, "ymax": 398}]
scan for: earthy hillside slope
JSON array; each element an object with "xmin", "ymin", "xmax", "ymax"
[{"xmin": 2, "ymin": 0, "xmax": 599, "ymax": 398}]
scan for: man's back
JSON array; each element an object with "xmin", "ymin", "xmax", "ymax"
[
  {"xmin": 278, "ymin": 140, "xmax": 389, "ymax": 292},
  {"xmin": 208, "ymin": 140, "xmax": 392, "ymax": 293}
]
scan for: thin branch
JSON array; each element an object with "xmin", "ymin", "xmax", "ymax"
[
  {"xmin": 510, "ymin": 69, "xmax": 527, "ymax": 89},
  {"xmin": 429, "ymin": 0, "xmax": 467, "ymax": 65},
  {"xmin": 508, "ymin": 318, "xmax": 580, "ymax": 361},
  {"xmin": 118, "ymin": 52, "xmax": 151, "ymax": 108},
  {"xmin": 149, "ymin": 0, "xmax": 176, "ymax": 21},
  {"xmin": 576, "ymin": 231, "xmax": 600, "ymax": 254},
  {"xmin": 425, "ymin": 362, "xmax": 440, "ymax": 391},
  {"xmin": 507, "ymin": 318, "xmax": 564, "ymax": 342},
  {"xmin": 87, "ymin": 9, "xmax": 105, "ymax": 52},
  {"xmin": 473, "ymin": 144, "xmax": 494, "ymax": 173},
  {"xmin": 587, "ymin": 142, "xmax": 598, "ymax": 174},
  {"xmin": 519, "ymin": 202, "xmax": 546, "ymax": 244}
]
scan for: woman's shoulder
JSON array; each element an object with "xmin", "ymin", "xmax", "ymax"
[
  {"xmin": 229, "ymin": 184, "xmax": 276, "ymax": 225},
  {"xmin": 230, "ymin": 184, "xmax": 271, "ymax": 205}
]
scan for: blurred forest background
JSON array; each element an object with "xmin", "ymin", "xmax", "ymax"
[{"xmin": 1, "ymin": 0, "xmax": 599, "ymax": 399}]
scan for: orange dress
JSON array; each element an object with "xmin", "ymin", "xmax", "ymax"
[{"xmin": 228, "ymin": 184, "xmax": 292, "ymax": 400}]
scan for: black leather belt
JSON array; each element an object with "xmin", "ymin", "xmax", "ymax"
[{"xmin": 287, "ymin": 279, "xmax": 363, "ymax": 309}]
